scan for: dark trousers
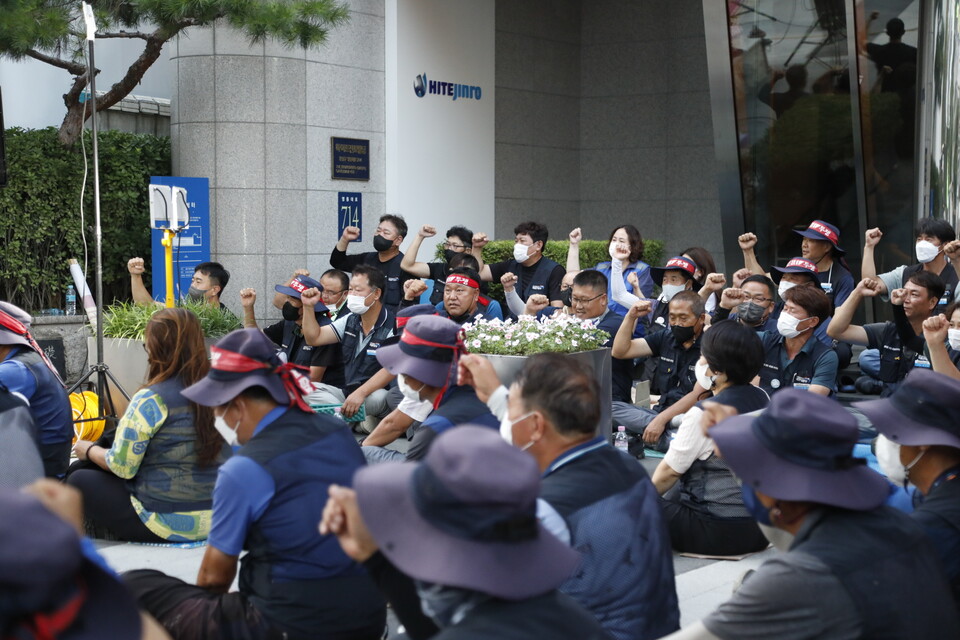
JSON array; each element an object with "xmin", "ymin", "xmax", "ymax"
[
  {"xmin": 67, "ymin": 467, "xmax": 167, "ymax": 543},
  {"xmin": 39, "ymin": 440, "xmax": 71, "ymax": 478},
  {"xmin": 124, "ymin": 570, "xmax": 278, "ymax": 640},
  {"xmin": 660, "ymin": 498, "xmax": 769, "ymax": 556}
]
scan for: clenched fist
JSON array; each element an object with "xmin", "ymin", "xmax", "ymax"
[
  {"xmin": 340, "ymin": 226, "xmax": 361, "ymax": 242},
  {"xmin": 127, "ymin": 257, "xmax": 146, "ymax": 276},
  {"xmin": 738, "ymin": 233, "xmax": 758, "ymax": 251},
  {"xmin": 239, "ymin": 288, "xmax": 257, "ymax": 308}
]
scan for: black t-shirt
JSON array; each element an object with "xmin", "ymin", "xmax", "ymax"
[
  {"xmin": 329, "ymin": 248, "xmax": 413, "ymax": 311},
  {"xmin": 866, "ymin": 41, "xmax": 918, "ymax": 92},
  {"xmin": 489, "ymin": 258, "xmax": 565, "ymax": 303},
  {"xmin": 645, "ymin": 330, "xmax": 701, "ymax": 410}
]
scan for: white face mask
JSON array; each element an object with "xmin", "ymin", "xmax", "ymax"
[
  {"xmin": 661, "ymin": 283, "xmax": 686, "ymax": 302},
  {"xmin": 949, "ymin": 328, "xmax": 960, "ymax": 350},
  {"xmin": 777, "ymin": 312, "xmax": 809, "ymax": 339},
  {"xmin": 347, "ymin": 292, "xmax": 373, "ymax": 315},
  {"xmin": 513, "ymin": 242, "xmax": 532, "ymax": 263},
  {"xmin": 875, "ymin": 435, "xmax": 905, "ymax": 486},
  {"xmin": 694, "ymin": 360, "xmax": 714, "ymax": 391},
  {"xmin": 500, "ymin": 410, "xmax": 535, "ymax": 450},
  {"xmin": 609, "ymin": 241, "xmax": 627, "ymax": 260},
  {"xmin": 397, "ymin": 374, "xmax": 424, "ymax": 403},
  {"xmin": 916, "ymin": 240, "xmax": 941, "ymax": 264},
  {"xmin": 777, "ymin": 280, "xmax": 797, "ymax": 299},
  {"xmin": 213, "ymin": 406, "xmax": 240, "ymax": 447}
]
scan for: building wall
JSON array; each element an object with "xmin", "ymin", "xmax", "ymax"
[
  {"xmin": 494, "ymin": 0, "xmax": 582, "ymax": 240},
  {"xmin": 171, "ymin": 0, "xmax": 386, "ymax": 321},
  {"xmin": 493, "ymin": 0, "xmax": 725, "ymax": 270}
]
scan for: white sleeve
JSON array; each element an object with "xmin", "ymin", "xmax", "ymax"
[
  {"xmin": 609, "ymin": 260, "xmax": 641, "ymax": 309},
  {"xmin": 663, "ymin": 406, "xmax": 715, "ymax": 475},
  {"xmin": 486, "ymin": 385, "xmax": 509, "ymax": 421},
  {"xmin": 504, "ymin": 288, "xmax": 527, "ymax": 317},
  {"xmin": 536, "ymin": 498, "xmax": 570, "ymax": 546},
  {"xmin": 330, "ymin": 313, "xmax": 352, "ymax": 341}
]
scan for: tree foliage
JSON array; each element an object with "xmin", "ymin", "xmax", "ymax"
[
  {"xmin": 0, "ymin": 0, "xmax": 350, "ymax": 144},
  {"xmin": 0, "ymin": 127, "xmax": 170, "ymax": 312}
]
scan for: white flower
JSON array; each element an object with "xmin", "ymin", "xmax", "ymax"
[
  {"xmin": 472, "ymin": 339, "xmax": 482, "ymax": 349},
  {"xmin": 571, "ymin": 339, "xmax": 578, "ymax": 347}
]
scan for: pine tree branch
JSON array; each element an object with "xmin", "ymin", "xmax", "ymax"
[
  {"xmin": 24, "ymin": 48, "xmax": 86, "ymax": 75},
  {"xmin": 96, "ymin": 31, "xmax": 151, "ymax": 40}
]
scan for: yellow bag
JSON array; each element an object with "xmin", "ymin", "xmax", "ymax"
[{"xmin": 71, "ymin": 391, "xmax": 105, "ymax": 443}]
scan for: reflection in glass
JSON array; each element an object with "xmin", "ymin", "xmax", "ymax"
[
  {"xmin": 856, "ymin": 1, "xmax": 920, "ymax": 281},
  {"xmin": 726, "ymin": 0, "xmax": 860, "ymax": 273}
]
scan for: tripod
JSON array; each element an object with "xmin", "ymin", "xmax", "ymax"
[{"xmin": 68, "ymin": 4, "xmax": 128, "ymax": 437}]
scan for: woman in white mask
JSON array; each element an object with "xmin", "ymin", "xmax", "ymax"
[
  {"xmin": 70, "ymin": 308, "xmax": 229, "ymax": 543},
  {"xmin": 651, "ymin": 320, "xmax": 772, "ymax": 556},
  {"xmin": 566, "ymin": 224, "xmax": 654, "ymax": 321},
  {"xmin": 922, "ymin": 301, "xmax": 960, "ymax": 380}
]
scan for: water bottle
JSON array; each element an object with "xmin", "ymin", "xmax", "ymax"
[
  {"xmin": 615, "ymin": 425, "xmax": 629, "ymax": 452},
  {"xmin": 65, "ymin": 285, "xmax": 77, "ymax": 315}
]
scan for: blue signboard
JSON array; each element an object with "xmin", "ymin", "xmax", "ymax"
[
  {"xmin": 338, "ymin": 192, "xmax": 362, "ymax": 243},
  {"xmin": 150, "ymin": 176, "xmax": 210, "ymax": 302}
]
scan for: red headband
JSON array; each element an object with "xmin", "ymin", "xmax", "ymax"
[
  {"xmin": 785, "ymin": 258, "xmax": 818, "ymax": 273},
  {"xmin": 210, "ymin": 346, "xmax": 314, "ymax": 412},
  {"xmin": 665, "ymin": 257, "xmax": 696, "ymax": 275},
  {"xmin": 445, "ymin": 274, "xmax": 479, "ymax": 290},
  {"xmin": 400, "ymin": 328, "xmax": 469, "ymax": 409}
]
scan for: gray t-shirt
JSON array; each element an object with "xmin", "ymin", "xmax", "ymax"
[{"xmin": 703, "ymin": 550, "xmax": 861, "ymax": 639}]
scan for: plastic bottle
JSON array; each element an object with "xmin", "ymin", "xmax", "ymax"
[
  {"xmin": 615, "ymin": 425, "xmax": 629, "ymax": 452},
  {"xmin": 65, "ymin": 285, "xmax": 76, "ymax": 315}
]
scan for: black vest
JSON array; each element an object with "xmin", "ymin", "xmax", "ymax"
[
  {"xmin": 795, "ymin": 507, "xmax": 960, "ymax": 638},
  {"xmin": 503, "ymin": 256, "xmax": 560, "ymax": 318},
  {"xmin": 279, "ymin": 321, "xmax": 316, "ymax": 368},
  {"xmin": 758, "ymin": 333, "xmax": 833, "ymax": 394},
  {"xmin": 339, "ymin": 307, "xmax": 394, "ymax": 393},
  {"xmin": 362, "ymin": 252, "xmax": 405, "ymax": 310}
]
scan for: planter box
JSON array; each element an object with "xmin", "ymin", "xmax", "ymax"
[
  {"xmin": 86, "ymin": 337, "xmax": 149, "ymax": 417},
  {"xmin": 482, "ymin": 348, "xmax": 612, "ymax": 437}
]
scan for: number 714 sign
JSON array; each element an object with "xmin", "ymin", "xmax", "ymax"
[{"xmin": 337, "ymin": 192, "xmax": 362, "ymax": 242}]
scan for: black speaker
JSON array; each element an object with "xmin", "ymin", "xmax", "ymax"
[{"xmin": 0, "ymin": 87, "xmax": 6, "ymax": 188}]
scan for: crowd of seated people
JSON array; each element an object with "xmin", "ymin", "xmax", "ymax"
[{"xmin": 5, "ymin": 215, "xmax": 960, "ymax": 639}]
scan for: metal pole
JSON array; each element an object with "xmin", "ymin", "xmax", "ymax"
[{"xmin": 87, "ymin": 39, "xmax": 105, "ymax": 387}]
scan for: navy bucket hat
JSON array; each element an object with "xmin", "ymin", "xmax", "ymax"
[
  {"xmin": 376, "ymin": 315, "xmax": 464, "ymax": 388},
  {"xmin": 794, "ymin": 220, "xmax": 846, "ymax": 255},
  {"xmin": 769, "ymin": 257, "xmax": 820, "ymax": 287},
  {"xmin": 354, "ymin": 425, "xmax": 580, "ymax": 600},
  {"xmin": 854, "ymin": 369, "xmax": 960, "ymax": 449},
  {"xmin": 711, "ymin": 389, "xmax": 888, "ymax": 511}
]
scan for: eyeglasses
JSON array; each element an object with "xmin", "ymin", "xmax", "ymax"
[
  {"xmin": 571, "ymin": 293, "xmax": 605, "ymax": 306},
  {"xmin": 321, "ymin": 289, "xmax": 345, "ymax": 297},
  {"xmin": 442, "ymin": 241, "xmax": 471, "ymax": 251},
  {"xmin": 743, "ymin": 294, "xmax": 772, "ymax": 304}
]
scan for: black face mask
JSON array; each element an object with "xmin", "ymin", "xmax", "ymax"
[
  {"xmin": 736, "ymin": 301, "xmax": 767, "ymax": 326},
  {"xmin": 560, "ymin": 288, "xmax": 573, "ymax": 308},
  {"xmin": 443, "ymin": 249, "xmax": 459, "ymax": 263},
  {"xmin": 373, "ymin": 235, "xmax": 394, "ymax": 252},
  {"xmin": 671, "ymin": 323, "xmax": 696, "ymax": 344},
  {"xmin": 282, "ymin": 301, "xmax": 301, "ymax": 322}
]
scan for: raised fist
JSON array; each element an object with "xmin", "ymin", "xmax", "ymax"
[
  {"xmin": 732, "ymin": 267, "xmax": 752, "ymax": 288},
  {"xmin": 856, "ymin": 277, "xmax": 881, "ymax": 298},
  {"xmin": 524, "ymin": 294, "xmax": 550, "ymax": 316},
  {"xmin": 419, "ymin": 225, "xmax": 437, "ymax": 238},
  {"xmin": 864, "ymin": 228, "xmax": 883, "ymax": 248},
  {"xmin": 472, "ymin": 232, "xmax": 489, "ymax": 249},
  {"xmin": 340, "ymin": 226, "xmax": 361, "ymax": 242},
  {"xmin": 627, "ymin": 271, "xmax": 640, "ymax": 292},
  {"xmin": 738, "ymin": 233, "xmax": 758, "ymax": 251},
  {"xmin": 500, "ymin": 272, "xmax": 518, "ymax": 293},
  {"xmin": 923, "ymin": 314, "xmax": 949, "ymax": 344},
  {"xmin": 720, "ymin": 287, "xmax": 746, "ymax": 310},
  {"xmin": 943, "ymin": 240, "xmax": 960, "ymax": 261},
  {"xmin": 628, "ymin": 299, "xmax": 653, "ymax": 320},
  {"xmin": 703, "ymin": 273, "xmax": 726, "ymax": 292},
  {"xmin": 239, "ymin": 288, "xmax": 257, "ymax": 308},
  {"xmin": 890, "ymin": 287, "xmax": 907, "ymax": 306},
  {"xmin": 404, "ymin": 279, "xmax": 428, "ymax": 300},
  {"xmin": 609, "ymin": 241, "xmax": 630, "ymax": 261},
  {"xmin": 127, "ymin": 257, "xmax": 145, "ymax": 276},
  {"xmin": 568, "ymin": 227, "xmax": 582, "ymax": 245},
  {"xmin": 300, "ymin": 287, "xmax": 322, "ymax": 308}
]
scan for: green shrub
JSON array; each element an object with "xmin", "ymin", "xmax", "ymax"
[
  {"xmin": 102, "ymin": 301, "xmax": 241, "ymax": 341},
  {"xmin": 0, "ymin": 127, "xmax": 170, "ymax": 312},
  {"xmin": 434, "ymin": 238, "xmax": 665, "ymax": 302}
]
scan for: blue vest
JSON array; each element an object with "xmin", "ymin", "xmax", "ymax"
[
  {"xmin": 542, "ymin": 445, "xmax": 680, "ymax": 640},
  {"xmin": 339, "ymin": 307, "xmax": 394, "ymax": 393},
  {"xmin": 130, "ymin": 378, "xmax": 227, "ymax": 512},
  {"xmin": 681, "ymin": 386, "xmax": 770, "ymax": 519},
  {"xmin": 795, "ymin": 507, "xmax": 960, "ymax": 638},
  {"xmin": 237, "ymin": 409, "xmax": 384, "ymax": 634},
  {"xmin": 11, "ymin": 349, "xmax": 71, "ymax": 445}
]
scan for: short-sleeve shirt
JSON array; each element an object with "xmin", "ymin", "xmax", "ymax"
[
  {"xmin": 758, "ymin": 332, "xmax": 839, "ymax": 394},
  {"xmin": 262, "ymin": 320, "xmax": 323, "ymax": 369},
  {"xmin": 207, "ymin": 407, "xmax": 286, "ymax": 556},
  {"xmin": 863, "ymin": 321, "xmax": 923, "ymax": 383},
  {"xmin": 489, "ymin": 258, "xmax": 565, "ymax": 304},
  {"xmin": 644, "ymin": 330, "xmax": 700, "ymax": 410}
]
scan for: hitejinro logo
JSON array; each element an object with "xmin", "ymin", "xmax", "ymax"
[{"xmin": 413, "ymin": 73, "xmax": 482, "ymax": 101}]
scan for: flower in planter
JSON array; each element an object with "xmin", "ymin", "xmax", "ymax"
[{"xmin": 462, "ymin": 313, "xmax": 608, "ymax": 356}]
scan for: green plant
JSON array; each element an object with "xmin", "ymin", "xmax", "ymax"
[
  {"xmin": 433, "ymin": 238, "xmax": 665, "ymax": 303},
  {"xmin": 1, "ymin": 0, "xmax": 350, "ymax": 145},
  {"xmin": 101, "ymin": 301, "xmax": 241, "ymax": 341},
  {"xmin": 0, "ymin": 127, "xmax": 169, "ymax": 312}
]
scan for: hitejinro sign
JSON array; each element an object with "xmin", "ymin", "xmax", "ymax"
[{"xmin": 331, "ymin": 137, "xmax": 370, "ymax": 181}]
